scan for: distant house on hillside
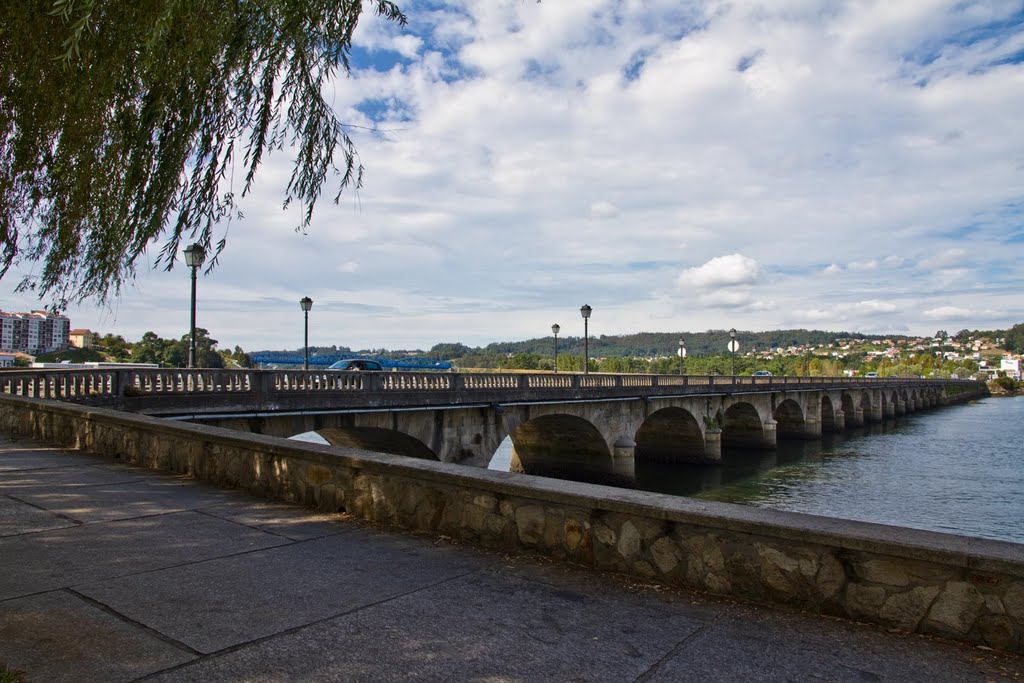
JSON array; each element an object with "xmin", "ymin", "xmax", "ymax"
[{"xmin": 69, "ymin": 329, "xmax": 95, "ymax": 349}]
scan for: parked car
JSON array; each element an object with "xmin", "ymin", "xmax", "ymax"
[
  {"xmin": 328, "ymin": 359, "xmax": 384, "ymax": 371},
  {"xmin": 752, "ymin": 370, "xmax": 773, "ymax": 377},
  {"xmin": 864, "ymin": 371, "xmax": 879, "ymax": 378}
]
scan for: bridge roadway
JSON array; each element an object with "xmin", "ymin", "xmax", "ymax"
[
  {"xmin": 2, "ymin": 436, "xmax": 1022, "ymax": 681},
  {"xmin": 0, "ymin": 369, "xmax": 986, "ymax": 485}
]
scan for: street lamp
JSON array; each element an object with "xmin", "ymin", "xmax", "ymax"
[
  {"xmin": 551, "ymin": 323, "xmax": 560, "ymax": 373},
  {"xmin": 183, "ymin": 242, "xmax": 206, "ymax": 368},
  {"xmin": 580, "ymin": 304, "xmax": 592, "ymax": 375},
  {"xmin": 728, "ymin": 328, "xmax": 738, "ymax": 376},
  {"xmin": 300, "ymin": 297, "xmax": 313, "ymax": 370},
  {"xmin": 678, "ymin": 338, "xmax": 687, "ymax": 375}
]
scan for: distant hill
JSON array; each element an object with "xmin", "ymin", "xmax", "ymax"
[
  {"xmin": 256, "ymin": 329, "xmax": 904, "ymax": 361},
  {"xmin": 461, "ymin": 329, "xmax": 897, "ymax": 360}
]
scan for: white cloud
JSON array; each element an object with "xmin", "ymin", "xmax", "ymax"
[
  {"xmin": 823, "ymin": 264, "xmax": 843, "ymax": 275},
  {"xmin": 853, "ymin": 300, "xmax": 899, "ymax": 314},
  {"xmin": 919, "ymin": 248, "xmax": 968, "ymax": 270},
  {"xmin": 700, "ymin": 289, "xmax": 754, "ymax": 308},
  {"xmin": 799, "ymin": 309, "xmax": 845, "ymax": 323},
  {"xmin": 337, "ymin": 261, "xmax": 360, "ymax": 274},
  {"xmin": 923, "ymin": 306, "xmax": 971, "ymax": 320},
  {"xmin": 677, "ymin": 254, "xmax": 762, "ymax": 289},
  {"xmin": 847, "ymin": 259, "xmax": 880, "ymax": 272},
  {"xmin": 587, "ymin": 201, "xmax": 620, "ymax": 219}
]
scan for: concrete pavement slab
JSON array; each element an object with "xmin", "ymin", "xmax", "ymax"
[
  {"xmin": 649, "ymin": 604, "xmax": 1015, "ymax": 682},
  {"xmin": 0, "ymin": 444, "xmax": 109, "ymax": 471},
  {"xmin": 199, "ymin": 499, "xmax": 351, "ymax": 541},
  {"xmin": 146, "ymin": 568, "xmax": 706, "ymax": 683},
  {"xmin": 0, "ymin": 463, "xmax": 148, "ymax": 491},
  {"xmin": 77, "ymin": 527, "xmax": 491, "ymax": 653},
  {"xmin": 0, "ymin": 590, "xmax": 195, "ymax": 683},
  {"xmin": 488, "ymin": 555, "xmax": 1024, "ymax": 681},
  {"xmin": 0, "ymin": 495, "xmax": 78, "ymax": 537},
  {"xmin": 0, "ymin": 510, "xmax": 289, "ymax": 600},
  {"xmin": 9, "ymin": 476, "xmax": 251, "ymax": 524}
]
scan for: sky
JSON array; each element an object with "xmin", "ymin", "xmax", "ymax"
[{"xmin": 3, "ymin": 0, "xmax": 1024, "ymax": 352}]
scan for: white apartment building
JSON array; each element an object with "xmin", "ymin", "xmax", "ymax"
[
  {"xmin": 1001, "ymin": 357, "xmax": 1021, "ymax": 380},
  {"xmin": 0, "ymin": 310, "xmax": 71, "ymax": 355}
]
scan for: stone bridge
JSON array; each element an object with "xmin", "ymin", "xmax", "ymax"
[{"xmin": 0, "ymin": 368, "xmax": 986, "ymax": 484}]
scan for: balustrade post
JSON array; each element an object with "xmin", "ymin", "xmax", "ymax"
[{"xmin": 257, "ymin": 370, "xmax": 274, "ymax": 411}]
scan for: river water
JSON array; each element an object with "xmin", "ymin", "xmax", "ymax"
[
  {"xmin": 636, "ymin": 395, "xmax": 1024, "ymax": 544},
  {"xmin": 491, "ymin": 395, "xmax": 1024, "ymax": 544}
]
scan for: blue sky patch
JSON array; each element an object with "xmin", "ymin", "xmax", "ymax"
[
  {"xmin": 737, "ymin": 49, "xmax": 764, "ymax": 72},
  {"xmin": 355, "ymin": 97, "xmax": 416, "ymax": 124},
  {"xmin": 622, "ymin": 49, "xmax": 652, "ymax": 81},
  {"xmin": 902, "ymin": 7, "xmax": 1024, "ymax": 68},
  {"xmin": 349, "ymin": 45, "xmax": 414, "ymax": 73}
]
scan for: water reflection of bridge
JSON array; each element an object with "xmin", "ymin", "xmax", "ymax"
[{"xmin": 1, "ymin": 368, "xmax": 986, "ymax": 485}]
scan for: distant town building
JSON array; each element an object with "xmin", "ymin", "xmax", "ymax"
[
  {"xmin": 69, "ymin": 329, "xmax": 95, "ymax": 349},
  {"xmin": 0, "ymin": 352, "xmax": 17, "ymax": 368},
  {"xmin": 0, "ymin": 310, "xmax": 71, "ymax": 355},
  {"xmin": 1001, "ymin": 357, "xmax": 1021, "ymax": 380}
]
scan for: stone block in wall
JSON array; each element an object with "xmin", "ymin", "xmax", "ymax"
[
  {"xmin": 1005, "ymin": 582, "xmax": 1024, "ymax": 620},
  {"xmin": 878, "ymin": 586, "xmax": 940, "ymax": 631},
  {"xmin": 753, "ymin": 543, "xmax": 819, "ymax": 600},
  {"xmin": 564, "ymin": 517, "xmax": 588, "ymax": 554},
  {"xmin": 925, "ymin": 581, "xmax": 986, "ymax": 636},
  {"xmin": 815, "ymin": 552, "xmax": 847, "ymax": 601},
  {"xmin": 675, "ymin": 529, "xmax": 730, "ymax": 594},
  {"xmin": 617, "ymin": 520, "xmax": 642, "ymax": 560},
  {"xmin": 514, "ymin": 505, "xmax": 546, "ymax": 545},
  {"xmin": 650, "ymin": 536, "xmax": 680, "ymax": 575},
  {"xmin": 977, "ymin": 613, "xmax": 1017, "ymax": 651},
  {"xmin": 846, "ymin": 583, "xmax": 887, "ymax": 619}
]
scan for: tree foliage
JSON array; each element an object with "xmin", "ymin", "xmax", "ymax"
[
  {"xmin": 0, "ymin": 0, "xmax": 406, "ymax": 305},
  {"xmin": 1003, "ymin": 323, "xmax": 1024, "ymax": 354}
]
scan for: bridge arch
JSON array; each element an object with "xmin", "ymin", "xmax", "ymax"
[
  {"xmin": 722, "ymin": 401, "xmax": 769, "ymax": 449},
  {"xmin": 773, "ymin": 399, "xmax": 805, "ymax": 440},
  {"xmin": 508, "ymin": 413, "xmax": 616, "ymax": 484},
  {"xmin": 820, "ymin": 395, "xmax": 838, "ymax": 433},
  {"xmin": 317, "ymin": 426, "xmax": 439, "ymax": 460},
  {"xmin": 634, "ymin": 407, "xmax": 705, "ymax": 464},
  {"xmin": 841, "ymin": 392, "xmax": 856, "ymax": 419},
  {"xmin": 859, "ymin": 391, "xmax": 872, "ymax": 413}
]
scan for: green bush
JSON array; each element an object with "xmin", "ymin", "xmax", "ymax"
[{"xmin": 993, "ymin": 376, "xmax": 1018, "ymax": 392}]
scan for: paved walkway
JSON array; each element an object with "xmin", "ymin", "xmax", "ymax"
[{"xmin": 1, "ymin": 437, "xmax": 1022, "ymax": 682}]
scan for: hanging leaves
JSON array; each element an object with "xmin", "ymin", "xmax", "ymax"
[{"xmin": 0, "ymin": 0, "xmax": 406, "ymax": 306}]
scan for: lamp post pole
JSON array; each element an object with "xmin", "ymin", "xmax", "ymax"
[
  {"xmin": 551, "ymin": 323, "xmax": 560, "ymax": 373},
  {"xmin": 300, "ymin": 297, "xmax": 313, "ymax": 370},
  {"xmin": 728, "ymin": 328, "xmax": 738, "ymax": 376},
  {"xmin": 678, "ymin": 338, "xmax": 686, "ymax": 375},
  {"xmin": 580, "ymin": 304, "xmax": 592, "ymax": 375},
  {"xmin": 183, "ymin": 243, "xmax": 206, "ymax": 368}
]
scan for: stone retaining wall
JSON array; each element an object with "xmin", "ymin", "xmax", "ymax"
[{"xmin": 2, "ymin": 394, "xmax": 1022, "ymax": 653}]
